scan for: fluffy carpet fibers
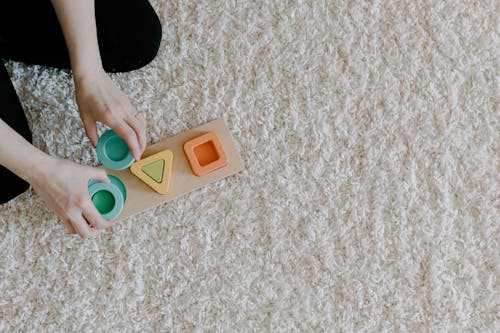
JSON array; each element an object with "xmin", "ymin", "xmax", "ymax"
[{"xmin": 1, "ymin": 0, "xmax": 498, "ymax": 331}]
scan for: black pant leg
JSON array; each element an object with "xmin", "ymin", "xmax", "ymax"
[
  {"xmin": 95, "ymin": 0, "xmax": 162, "ymax": 72},
  {"xmin": 0, "ymin": 62, "xmax": 32, "ymax": 204},
  {"xmin": 0, "ymin": 1, "xmax": 71, "ymax": 69},
  {"xmin": 0, "ymin": 0, "xmax": 162, "ymax": 73}
]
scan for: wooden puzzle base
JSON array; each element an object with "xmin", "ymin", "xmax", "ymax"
[{"xmin": 106, "ymin": 119, "xmax": 245, "ymax": 221}]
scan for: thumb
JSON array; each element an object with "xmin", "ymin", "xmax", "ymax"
[{"xmin": 87, "ymin": 167, "xmax": 110, "ymax": 183}]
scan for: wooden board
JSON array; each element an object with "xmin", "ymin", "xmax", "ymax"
[{"xmin": 105, "ymin": 119, "xmax": 245, "ymax": 221}]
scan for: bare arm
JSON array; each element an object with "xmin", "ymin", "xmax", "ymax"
[
  {"xmin": 0, "ymin": 119, "xmax": 50, "ymax": 182},
  {"xmin": 51, "ymin": 0, "xmax": 146, "ymax": 160},
  {"xmin": 50, "ymin": 0, "xmax": 102, "ymax": 76},
  {"xmin": 0, "ymin": 119, "xmax": 113, "ymax": 238},
  {"xmin": 1, "ymin": 1, "xmax": 146, "ymax": 238}
]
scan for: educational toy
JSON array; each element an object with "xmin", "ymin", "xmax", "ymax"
[
  {"xmin": 103, "ymin": 118, "xmax": 244, "ymax": 221},
  {"xmin": 130, "ymin": 149, "xmax": 173, "ymax": 194},
  {"xmin": 96, "ymin": 129, "xmax": 135, "ymax": 170},
  {"xmin": 184, "ymin": 131, "xmax": 228, "ymax": 176},
  {"xmin": 88, "ymin": 175, "xmax": 127, "ymax": 221}
]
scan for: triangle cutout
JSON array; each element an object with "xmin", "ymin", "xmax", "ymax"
[
  {"xmin": 130, "ymin": 149, "xmax": 173, "ymax": 194},
  {"xmin": 142, "ymin": 159, "xmax": 164, "ymax": 183}
]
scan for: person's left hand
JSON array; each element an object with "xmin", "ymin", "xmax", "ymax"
[{"xmin": 74, "ymin": 68, "xmax": 147, "ymax": 161}]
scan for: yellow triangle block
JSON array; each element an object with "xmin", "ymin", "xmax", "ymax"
[{"xmin": 130, "ymin": 149, "xmax": 173, "ymax": 194}]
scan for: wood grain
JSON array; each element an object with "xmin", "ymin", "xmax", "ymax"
[{"xmin": 105, "ymin": 118, "xmax": 245, "ymax": 221}]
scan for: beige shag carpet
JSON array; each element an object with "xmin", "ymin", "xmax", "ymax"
[{"xmin": 1, "ymin": 0, "xmax": 498, "ymax": 331}]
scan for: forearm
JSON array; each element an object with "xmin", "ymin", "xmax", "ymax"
[
  {"xmin": 50, "ymin": 0, "xmax": 146, "ymax": 160},
  {"xmin": 0, "ymin": 119, "xmax": 52, "ymax": 183},
  {"xmin": 50, "ymin": 0, "xmax": 102, "ymax": 78}
]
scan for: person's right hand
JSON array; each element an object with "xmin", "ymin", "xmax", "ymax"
[
  {"xmin": 29, "ymin": 156, "xmax": 114, "ymax": 239},
  {"xmin": 74, "ymin": 68, "xmax": 147, "ymax": 161}
]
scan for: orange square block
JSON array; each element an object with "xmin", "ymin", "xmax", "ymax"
[{"xmin": 184, "ymin": 131, "xmax": 228, "ymax": 176}]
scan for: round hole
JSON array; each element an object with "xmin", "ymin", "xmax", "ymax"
[
  {"xmin": 105, "ymin": 136, "xmax": 129, "ymax": 161},
  {"xmin": 91, "ymin": 190, "xmax": 116, "ymax": 214}
]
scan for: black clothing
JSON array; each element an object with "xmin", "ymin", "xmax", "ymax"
[{"xmin": 0, "ymin": 0, "xmax": 162, "ymax": 204}]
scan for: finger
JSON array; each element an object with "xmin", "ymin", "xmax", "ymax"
[
  {"xmin": 81, "ymin": 115, "xmax": 99, "ymax": 147},
  {"xmin": 125, "ymin": 113, "xmax": 147, "ymax": 155},
  {"xmin": 86, "ymin": 167, "xmax": 110, "ymax": 183},
  {"xmin": 62, "ymin": 219, "xmax": 77, "ymax": 234},
  {"xmin": 69, "ymin": 213, "xmax": 101, "ymax": 239},
  {"xmin": 113, "ymin": 122, "xmax": 141, "ymax": 161},
  {"xmin": 126, "ymin": 111, "xmax": 146, "ymax": 153},
  {"xmin": 82, "ymin": 203, "xmax": 113, "ymax": 230}
]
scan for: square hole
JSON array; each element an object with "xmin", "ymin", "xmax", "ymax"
[
  {"xmin": 194, "ymin": 140, "xmax": 220, "ymax": 166},
  {"xmin": 184, "ymin": 131, "xmax": 229, "ymax": 176}
]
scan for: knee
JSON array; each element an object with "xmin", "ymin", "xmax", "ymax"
[
  {"xmin": 99, "ymin": 2, "xmax": 162, "ymax": 73},
  {"xmin": 132, "ymin": 11, "xmax": 162, "ymax": 70}
]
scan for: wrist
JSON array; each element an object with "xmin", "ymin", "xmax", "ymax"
[
  {"xmin": 21, "ymin": 152, "xmax": 57, "ymax": 185},
  {"xmin": 72, "ymin": 61, "xmax": 104, "ymax": 83}
]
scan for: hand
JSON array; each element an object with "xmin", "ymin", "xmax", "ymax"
[
  {"xmin": 74, "ymin": 68, "xmax": 147, "ymax": 160},
  {"xmin": 29, "ymin": 156, "xmax": 114, "ymax": 239}
]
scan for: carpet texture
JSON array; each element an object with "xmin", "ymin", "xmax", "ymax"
[{"xmin": 0, "ymin": 0, "xmax": 498, "ymax": 331}]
